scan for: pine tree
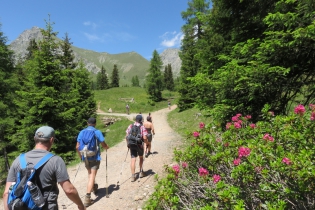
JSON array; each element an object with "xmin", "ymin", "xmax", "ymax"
[
  {"xmin": 60, "ymin": 33, "xmax": 77, "ymax": 69},
  {"xmin": 25, "ymin": 38, "xmax": 38, "ymax": 60},
  {"xmin": 14, "ymin": 17, "xmax": 83, "ymax": 160},
  {"xmin": 111, "ymin": 64, "xmax": 120, "ymax": 87},
  {"xmin": 131, "ymin": 75, "xmax": 140, "ymax": 87},
  {"xmin": 146, "ymin": 50, "xmax": 163, "ymax": 102},
  {"xmin": 164, "ymin": 64, "xmax": 175, "ymax": 91},
  {"xmin": 178, "ymin": 0, "xmax": 211, "ymax": 111},
  {"xmin": 96, "ymin": 66, "xmax": 109, "ymax": 90},
  {"xmin": 0, "ymin": 23, "xmax": 19, "ymax": 178}
]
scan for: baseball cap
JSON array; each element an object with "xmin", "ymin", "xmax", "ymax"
[
  {"xmin": 35, "ymin": 126, "xmax": 57, "ymax": 140},
  {"xmin": 87, "ymin": 117, "xmax": 96, "ymax": 124},
  {"xmin": 136, "ymin": 115, "xmax": 142, "ymax": 122}
]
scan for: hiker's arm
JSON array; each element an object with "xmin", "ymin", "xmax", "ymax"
[
  {"xmin": 2, "ymin": 182, "xmax": 12, "ymax": 210},
  {"xmin": 152, "ymin": 124, "xmax": 155, "ymax": 135},
  {"xmin": 59, "ymin": 180, "xmax": 86, "ymax": 210},
  {"xmin": 100, "ymin": 141, "xmax": 109, "ymax": 150},
  {"xmin": 75, "ymin": 142, "xmax": 82, "ymax": 160},
  {"xmin": 143, "ymin": 134, "xmax": 148, "ymax": 145}
]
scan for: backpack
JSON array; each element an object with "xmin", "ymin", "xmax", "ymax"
[
  {"xmin": 127, "ymin": 124, "xmax": 142, "ymax": 149},
  {"xmin": 7, "ymin": 153, "xmax": 55, "ymax": 210},
  {"xmin": 78, "ymin": 128, "xmax": 99, "ymax": 159}
]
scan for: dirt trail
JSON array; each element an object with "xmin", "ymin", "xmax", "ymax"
[{"xmin": 41, "ymin": 105, "xmax": 179, "ymax": 210}]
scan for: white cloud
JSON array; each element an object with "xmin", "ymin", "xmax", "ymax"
[
  {"xmin": 83, "ymin": 21, "xmax": 98, "ymax": 29},
  {"xmin": 83, "ymin": 32, "xmax": 104, "ymax": 42},
  {"xmin": 160, "ymin": 31, "xmax": 183, "ymax": 48}
]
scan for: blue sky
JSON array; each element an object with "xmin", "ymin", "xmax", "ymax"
[{"xmin": 1, "ymin": 0, "xmax": 189, "ymax": 60}]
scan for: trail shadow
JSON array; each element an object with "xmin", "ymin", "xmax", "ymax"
[{"xmin": 93, "ymin": 184, "xmax": 118, "ymax": 203}]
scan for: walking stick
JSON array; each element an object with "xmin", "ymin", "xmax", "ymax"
[
  {"xmin": 106, "ymin": 149, "xmax": 109, "ymax": 198},
  {"xmin": 117, "ymin": 148, "xmax": 129, "ymax": 186}
]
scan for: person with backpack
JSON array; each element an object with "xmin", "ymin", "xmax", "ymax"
[
  {"xmin": 76, "ymin": 117, "xmax": 109, "ymax": 207},
  {"xmin": 2, "ymin": 126, "xmax": 86, "ymax": 210},
  {"xmin": 125, "ymin": 115, "xmax": 148, "ymax": 182},
  {"xmin": 143, "ymin": 116, "xmax": 155, "ymax": 158}
]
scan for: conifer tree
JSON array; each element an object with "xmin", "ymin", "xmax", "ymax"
[
  {"xmin": 178, "ymin": 0, "xmax": 210, "ymax": 111},
  {"xmin": 111, "ymin": 64, "xmax": 120, "ymax": 87},
  {"xmin": 25, "ymin": 38, "xmax": 38, "ymax": 60},
  {"xmin": 60, "ymin": 33, "xmax": 77, "ymax": 69},
  {"xmin": 131, "ymin": 75, "xmax": 140, "ymax": 87},
  {"xmin": 164, "ymin": 64, "xmax": 175, "ymax": 91},
  {"xmin": 0, "ymin": 24, "xmax": 19, "ymax": 177},
  {"xmin": 14, "ymin": 17, "xmax": 82, "ymax": 159},
  {"xmin": 146, "ymin": 50, "xmax": 163, "ymax": 102},
  {"xmin": 96, "ymin": 65, "xmax": 109, "ymax": 90}
]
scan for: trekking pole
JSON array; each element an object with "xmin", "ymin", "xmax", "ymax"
[
  {"xmin": 106, "ymin": 149, "xmax": 109, "ymax": 198},
  {"xmin": 117, "ymin": 148, "xmax": 129, "ymax": 186},
  {"xmin": 72, "ymin": 160, "xmax": 82, "ymax": 183}
]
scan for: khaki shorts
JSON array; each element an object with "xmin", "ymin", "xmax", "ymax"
[{"xmin": 85, "ymin": 160, "xmax": 100, "ymax": 170}]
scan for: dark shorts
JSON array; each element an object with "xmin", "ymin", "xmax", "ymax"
[
  {"xmin": 130, "ymin": 144, "xmax": 144, "ymax": 158},
  {"xmin": 84, "ymin": 160, "xmax": 100, "ymax": 170},
  {"xmin": 147, "ymin": 134, "xmax": 153, "ymax": 142}
]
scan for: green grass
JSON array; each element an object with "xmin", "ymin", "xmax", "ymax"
[
  {"xmin": 94, "ymin": 87, "xmax": 178, "ymax": 114},
  {"xmin": 167, "ymin": 107, "xmax": 212, "ymax": 147}
]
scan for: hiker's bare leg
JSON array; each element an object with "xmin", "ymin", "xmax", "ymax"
[
  {"xmin": 147, "ymin": 142, "xmax": 151, "ymax": 153},
  {"xmin": 139, "ymin": 156, "xmax": 144, "ymax": 171},
  {"xmin": 131, "ymin": 157, "xmax": 136, "ymax": 174},
  {"xmin": 87, "ymin": 168, "xmax": 98, "ymax": 193}
]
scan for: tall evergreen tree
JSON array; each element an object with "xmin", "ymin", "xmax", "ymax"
[
  {"xmin": 0, "ymin": 23, "xmax": 19, "ymax": 178},
  {"xmin": 110, "ymin": 64, "xmax": 120, "ymax": 87},
  {"xmin": 25, "ymin": 38, "xmax": 38, "ymax": 60},
  {"xmin": 164, "ymin": 64, "xmax": 175, "ymax": 91},
  {"xmin": 60, "ymin": 33, "xmax": 77, "ymax": 69},
  {"xmin": 146, "ymin": 50, "xmax": 163, "ymax": 102},
  {"xmin": 177, "ymin": 0, "xmax": 211, "ymax": 111},
  {"xmin": 96, "ymin": 66, "xmax": 109, "ymax": 90},
  {"xmin": 14, "ymin": 17, "xmax": 81, "ymax": 160},
  {"xmin": 131, "ymin": 75, "xmax": 140, "ymax": 87}
]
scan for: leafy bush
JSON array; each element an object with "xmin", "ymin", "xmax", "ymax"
[{"xmin": 145, "ymin": 104, "xmax": 315, "ymax": 209}]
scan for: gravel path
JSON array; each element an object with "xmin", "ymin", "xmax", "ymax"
[{"xmin": 55, "ymin": 105, "xmax": 180, "ymax": 209}]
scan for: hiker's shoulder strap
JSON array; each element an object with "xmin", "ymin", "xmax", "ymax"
[
  {"xmin": 34, "ymin": 153, "xmax": 55, "ymax": 169},
  {"xmin": 19, "ymin": 152, "xmax": 55, "ymax": 170}
]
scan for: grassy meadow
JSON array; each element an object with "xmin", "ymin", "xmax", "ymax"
[{"xmin": 94, "ymin": 87, "xmax": 178, "ymax": 114}]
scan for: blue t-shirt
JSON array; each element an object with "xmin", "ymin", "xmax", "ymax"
[{"xmin": 77, "ymin": 126, "xmax": 105, "ymax": 161}]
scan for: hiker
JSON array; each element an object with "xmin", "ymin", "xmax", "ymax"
[
  {"xmin": 168, "ymin": 100, "xmax": 171, "ymax": 110},
  {"xmin": 144, "ymin": 116, "xmax": 155, "ymax": 158},
  {"xmin": 125, "ymin": 115, "xmax": 148, "ymax": 182},
  {"xmin": 76, "ymin": 117, "xmax": 109, "ymax": 207},
  {"xmin": 2, "ymin": 126, "xmax": 86, "ymax": 210},
  {"xmin": 126, "ymin": 104, "xmax": 130, "ymax": 115}
]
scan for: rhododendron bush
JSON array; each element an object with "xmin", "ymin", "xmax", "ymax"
[{"xmin": 145, "ymin": 104, "xmax": 315, "ymax": 209}]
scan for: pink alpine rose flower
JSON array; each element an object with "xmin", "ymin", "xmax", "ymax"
[
  {"xmin": 199, "ymin": 122, "xmax": 205, "ymax": 129},
  {"xmin": 232, "ymin": 116, "xmax": 239, "ymax": 122},
  {"xmin": 294, "ymin": 104, "xmax": 305, "ymax": 115},
  {"xmin": 182, "ymin": 162, "xmax": 188, "ymax": 169},
  {"xmin": 213, "ymin": 174, "xmax": 221, "ymax": 183},
  {"xmin": 309, "ymin": 104, "xmax": 315, "ymax": 111},
  {"xmin": 282, "ymin": 157, "xmax": 292, "ymax": 165},
  {"xmin": 238, "ymin": 147, "xmax": 251, "ymax": 157},
  {"xmin": 245, "ymin": 115, "xmax": 252, "ymax": 120},
  {"xmin": 250, "ymin": 123, "xmax": 256, "ymax": 129},
  {"xmin": 226, "ymin": 122, "xmax": 232, "ymax": 129},
  {"xmin": 199, "ymin": 167, "xmax": 209, "ymax": 177},
  {"xmin": 233, "ymin": 158, "xmax": 241, "ymax": 166},
  {"xmin": 263, "ymin": 133, "xmax": 274, "ymax": 142},
  {"xmin": 268, "ymin": 111, "xmax": 274, "ymax": 116},
  {"xmin": 193, "ymin": 131, "xmax": 200, "ymax": 138},
  {"xmin": 172, "ymin": 165, "xmax": 180, "ymax": 175},
  {"xmin": 234, "ymin": 122, "xmax": 241, "ymax": 129},
  {"xmin": 311, "ymin": 112, "xmax": 315, "ymax": 121}
]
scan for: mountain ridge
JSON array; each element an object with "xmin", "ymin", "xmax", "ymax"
[{"xmin": 8, "ymin": 27, "xmax": 182, "ymax": 85}]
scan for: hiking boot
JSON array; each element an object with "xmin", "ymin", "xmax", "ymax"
[
  {"xmin": 139, "ymin": 171, "xmax": 146, "ymax": 178},
  {"xmin": 145, "ymin": 153, "xmax": 149, "ymax": 158},
  {"xmin": 93, "ymin": 183, "xmax": 98, "ymax": 194},
  {"xmin": 84, "ymin": 195, "xmax": 93, "ymax": 207},
  {"xmin": 131, "ymin": 174, "xmax": 136, "ymax": 182}
]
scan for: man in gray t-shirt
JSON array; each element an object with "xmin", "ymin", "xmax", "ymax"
[{"xmin": 2, "ymin": 126, "xmax": 86, "ymax": 210}]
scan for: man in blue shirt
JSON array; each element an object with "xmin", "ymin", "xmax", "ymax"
[{"xmin": 76, "ymin": 117, "xmax": 109, "ymax": 207}]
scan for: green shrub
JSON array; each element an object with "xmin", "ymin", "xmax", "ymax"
[{"xmin": 145, "ymin": 104, "xmax": 315, "ymax": 209}]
